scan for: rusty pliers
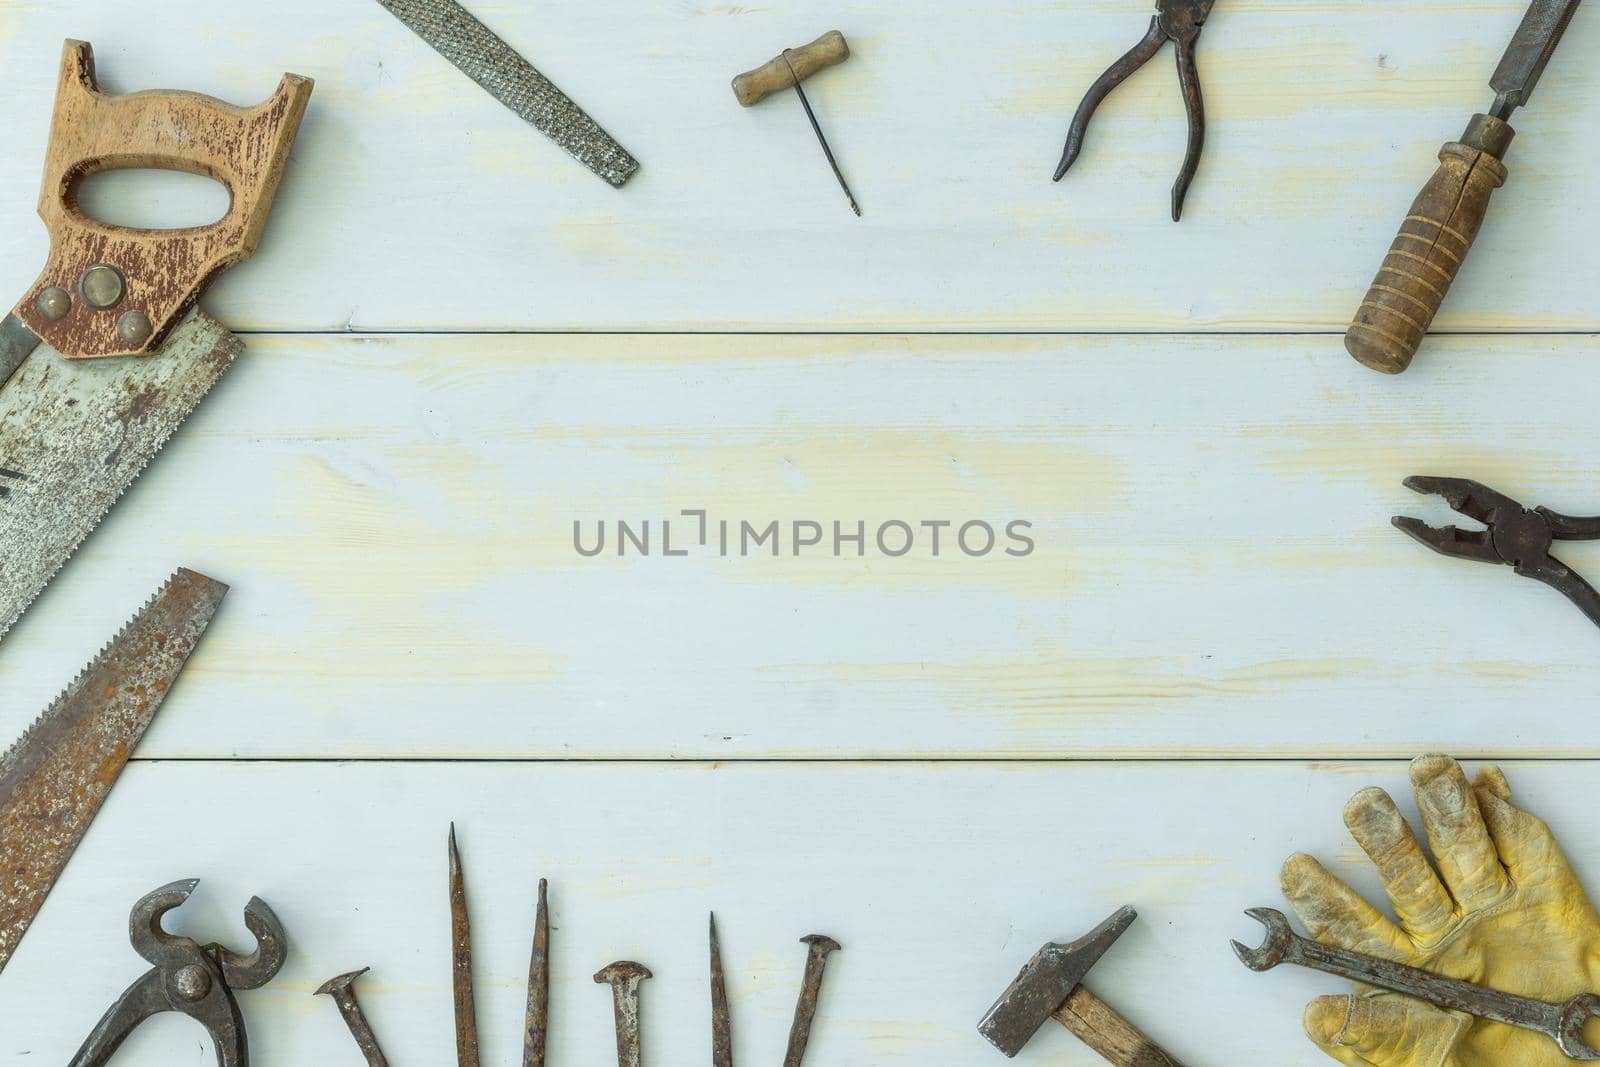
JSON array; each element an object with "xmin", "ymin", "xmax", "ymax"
[
  {"xmin": 70, "ymin": 880, "xmax": 288, "ymax": 1067},
  {"xmin": 1056, "ymin": 0, "xmax": 1217, "ymax": 220},
  {"xmin": 1394, "ymin": 476, "xmax": 1600, "ymax": 631}
]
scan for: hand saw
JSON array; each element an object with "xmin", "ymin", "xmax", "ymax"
[
  {"xmin": 0, "ymin": 567, "xmax": 227, "ymax": 978},
  {"xmin": 0, "ymin": 41, "xmax": 311, "ymax": 640}
]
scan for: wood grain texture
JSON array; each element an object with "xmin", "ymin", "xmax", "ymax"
[
  {"xmin": 13, "ymin": 40, "xmax": 310, "ymax": 358},
  {"xmin": 0, "ymin": 1, "xmax": 1592, "ymax": 331},
  {"xmin": 2, "ymin": 331, "xmax": 1598, "ymax": 760},
  {"xmin": 1345, "ymin": 123, "xmax": 1510, "ymax": 374},
  {"xmin": 1055, "ymin": 985, "xmax": 1186, "ymax": 1066},
  {"xmin": 0, "ymin": 759, "xmax": 1594, "ymax": 1066}
]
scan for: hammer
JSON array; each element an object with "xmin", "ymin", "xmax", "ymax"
[{"xmin": 978, "ymin": 907, "xmax": 1185, "ymax": 1067}]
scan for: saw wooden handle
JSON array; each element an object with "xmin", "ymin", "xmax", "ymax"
[
  {"xmin": 14, "ymin": 40, "xmax": 313, "ymax": 360},
  {"xmin": 1345, "ymin": 115, "xmax": 1513, "ymax": 375},
  {"xmin": 1054, "ymin": 984, "xmax": 1186, "ymax": 1067},
  {"xmin": 733, "ymin": 31, "xmax": 850, "ymax": 106}
]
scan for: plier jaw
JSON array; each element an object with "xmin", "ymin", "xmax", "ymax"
[
  {"xmin": 1057, "ymin": 0, "xmax": 1217, "ymax": 220},
  {"xmin": 1393, "ymin": 476, "xmax": 1600, "ymax": 632}
]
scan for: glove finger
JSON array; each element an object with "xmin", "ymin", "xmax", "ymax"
[
  {"xmin": 1472, "ymin": 765, "xmax": 1512, "ymax": 802},
  {"xmin": 1473, "ymin": 769, "xmax": 1568, "ymax": 877},
  {"xmin": 1343, "ymin": 786, "xmax": 1455, "ymax": 942},
  {"xmin": 1304, "ymin": 994, "xmax": 1465, "ymax": 1066},
  {"xmin": 1282, "ymin": 853, "xmax": 1410, "ymax": 959},
  {"xmin": 1412, "ymin": 754, "xmax": 1510, "ymax": 912}
]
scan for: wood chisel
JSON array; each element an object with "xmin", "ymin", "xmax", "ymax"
[
  {"xmin": 0, "ymin": 42, "xmax": 310, "ymax": 641},
  {"xmin": 1345, "ymin": 0, "xmax": 1583, "ymax": 374},
  {"xmin": 0, "ymin": 568, "xmax": 228, "ymax": 979},
  {"xmin": 375, "ymin": 0, "xmax": 640, "ymax": 187}
]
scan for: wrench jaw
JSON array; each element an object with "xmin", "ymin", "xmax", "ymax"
[
  {"xmin": 1231, "ymin": 908, "xmax": 1293, "ymax": 971},
  {"xmin": 1557, "ymin": 994, "xmax": 1600, "ymax": 1060}
]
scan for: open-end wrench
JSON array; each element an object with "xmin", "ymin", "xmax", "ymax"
[{"xmin": 1233, "ymin": 908, "xmax": 1600, "ymax": 1060}]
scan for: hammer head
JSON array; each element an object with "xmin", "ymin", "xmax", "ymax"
[{"xmin": 977, "ymin": 906, "xmax": 1138, "ymax": 1058}]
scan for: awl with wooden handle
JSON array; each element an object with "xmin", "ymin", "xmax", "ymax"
[
  {"xmin": 734, "ymin": 31, "xmax": 862, "ymax": 216},
  {"xmin": 1345, "ymin": 0, "xmax": 1582, "ymax": 374}
]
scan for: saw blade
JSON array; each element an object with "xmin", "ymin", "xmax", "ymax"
[
  {"xmin": 0, "ymin": 566, "xmax": 226, "ymax": 976},
  {"xmin": 0, "ymin": 308, "xmax": 240, "ymax": 641},
  {"xmin": 376, "ymin": 0, "xmax": 640, "ymax": 187}
]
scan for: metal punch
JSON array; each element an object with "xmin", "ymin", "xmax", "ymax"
[
  {"xmin": 71, "ymin": 880, "xmax": 287, "ymax": 1067},
  {"xmin": 1394, "ymin": 476, "xmax": 1600, "ymax": 630},
  {"xmin": 1057, "ymin": 0, "xmax": 1217, "ymax": 220}
]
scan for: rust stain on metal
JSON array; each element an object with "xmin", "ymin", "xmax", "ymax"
[
  {"xmin": 0, "ymin": 567, "xmax": 226, "ymax": 976},
  {"xmin": 782, "ymin": 935, "xmax": 840, "ymax": 1067},
  {"xmin": 524, "ymin": 878, "xmax": 550, "ymax": 1067},
  {"xmin": 595, "ymin": 961, "xmax": 651, "ymax": 1067},
  {"xmin": 0, "ymin": 309, "xmax": 240, "ymax": 640},
  {"xmin": 449, "ymin": 824, "xmax": 480, "ymax": 1067},
  {"xmin": 709, "ymin": 913, "xmax": 732, "ymax": 1067}
]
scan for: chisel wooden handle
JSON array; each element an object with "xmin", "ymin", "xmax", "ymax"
[
  {"xmin": 1054, "ymin": 984, "xmax": 1186, "ymax": 1067},
  {"xmin": 733, "ymin": 31, "xmax": 850, "ymax": 106},
  {"xmin": 1345, "ymin": 114, "xmax": 1513, "ymax": 374}
]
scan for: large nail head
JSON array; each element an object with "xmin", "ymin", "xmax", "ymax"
[{"xmin": 316, "ymin": 967, "xmax": 372, "ymax": 997}]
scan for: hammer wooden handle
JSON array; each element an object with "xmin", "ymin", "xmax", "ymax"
[
  {"xmin": 1345, "ymin": 115, "xmax": 1512, "ymax": 375},
  {"xmin": 733, "ymin": 31, "xmax": 850, "ymax": 106},
  {"xmin": 1054, "ymin": 985, "xmax": 1186, "ymax": 1067}
]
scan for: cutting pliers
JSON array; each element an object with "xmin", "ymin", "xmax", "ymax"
[
  {"xmin": 1394, "ymin": 476, "xmax": 1600, "ymax": 630},
  {"xmin": 70, "ymin": 880, "xmax": 287, "ymax": 1067},
  {"xmin": 1056, "ymin": 0, "xmax": 1217, "ymax": 220}
]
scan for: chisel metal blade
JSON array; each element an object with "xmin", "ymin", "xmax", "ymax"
[
  {"xmin": 376, "ymin": 0, "xmax": 640, "ymax": 187},
  {"xmin": 1490, "ymin": 0, "xmax": 1583, "ymax": 118},
  {"xmin": 0, "ymin": 566, "xmax": 227, "ymax": 977},
  {"xmin": 0, "ymin": 309, "xmax": 240, "ymax": 641}
]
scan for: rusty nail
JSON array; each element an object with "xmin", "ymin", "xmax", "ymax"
[
  {"xmin": 595, "ymin": 960, "xmax": 652, "ymax": 1067},
  {"xmin": 36, "ymin": 286, "xmax": 70, "ymax": 320},
  {"xmin": 524, "ymin": 877, "xmax": 550, "ymax": 1067},
  {"xmin": 710, "ymin": 913, "xmax": 732, "ymax": 1067},
  {"xmin": 449, "ymin": 824, "xmax": 480, "ymax": 1067},
  {"xmin": 315, "ymin": 967, "xmax": 390, "ymax": 1067},
  {"xmin": 782, "ymin": 935, "xmax": 841, "ymax": 1067},
  {"xmin": 116, "ymin": 309, "xmax": 153, "ymax": 346}
]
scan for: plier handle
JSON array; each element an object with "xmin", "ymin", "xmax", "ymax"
[
  {"xmin": 1057, "ymin": 0, "xmax": 1218, "ymax": 220},
  {"xmin": 1394, "ymin": 476, "xmax": 1600, "ymax": 631}
]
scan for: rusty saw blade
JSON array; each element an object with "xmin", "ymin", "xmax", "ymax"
[
  {"xmin": 0, "ymin": 310, "xmax": 239, "ymax": 640},
  {"xmin": 0, "ymin": 566, "xmax": 226, "ymax": 977}
]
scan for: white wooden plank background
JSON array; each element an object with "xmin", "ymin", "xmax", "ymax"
[
  {"xmin": 0, "ymin": 0, "xmax": 1595, "ymax": 332},
  {"xmin": 0, "ymin": 0, "xmax": 1597, "ymax": 1064},
  {"xmin": 3, "ymin": 760, "xmax": 1598, "ymax": 1067}
]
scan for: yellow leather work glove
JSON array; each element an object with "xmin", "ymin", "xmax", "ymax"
[{"xmin": 1279, "ymin": 754, "xmax": 1600, "ymax": 1066}]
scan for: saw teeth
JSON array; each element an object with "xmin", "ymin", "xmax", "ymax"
[
  {"xmin": 0, "ymin": 569, "xmax": 220, "ymax": 775},
  {"xmin": 0, "ymin": 310, "xmax": 241, "ymax": 642}
]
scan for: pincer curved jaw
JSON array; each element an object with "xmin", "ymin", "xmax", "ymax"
[
  {"xmin": 128, "ymin": 878, "xmax": 204, "ymax": 965},
  {"xmin": 218, "ymin": 896, "xmax": 288, "ymax": 990},
  {"xmin": 1558, "ymin": 993, "xmax": 1600, "ymax": 1060},
  {"xmin": 1231, "ymin": 908, "xmax": 1293, "ymax": 971}
]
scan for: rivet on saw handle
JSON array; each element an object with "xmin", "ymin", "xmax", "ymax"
[
  {"xmin": 733, "ymin": 31, "xmax": 862, "ymax": 216},
  {"xmin": 13, "ymin": 40, "xmax": 312, "ymax": 360}
]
